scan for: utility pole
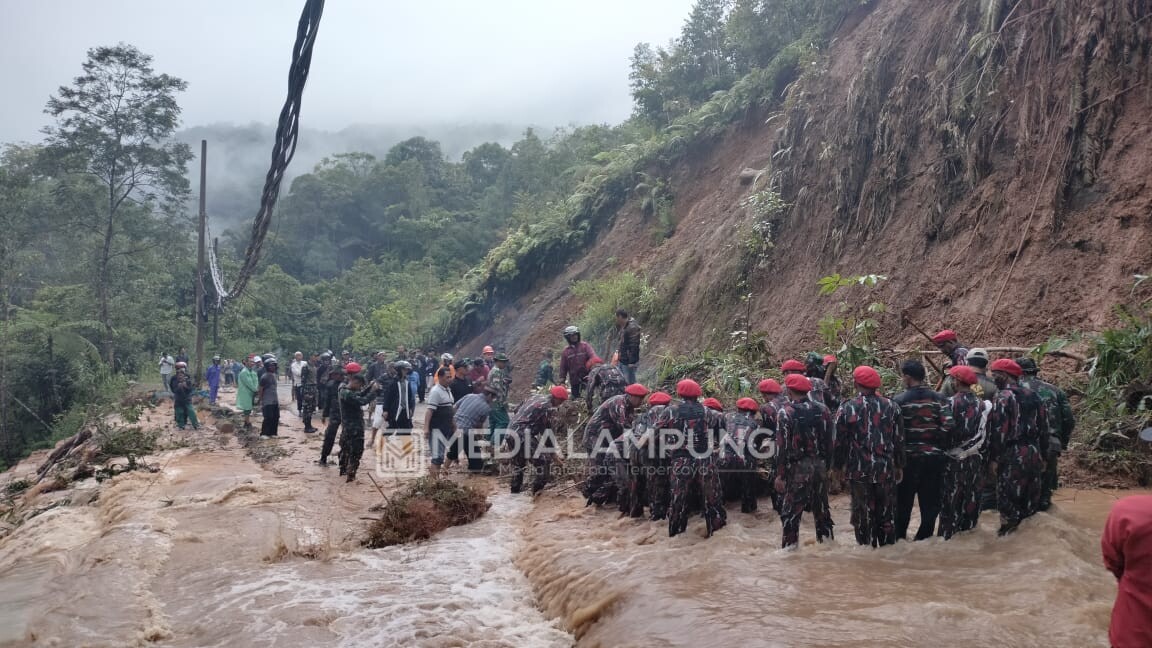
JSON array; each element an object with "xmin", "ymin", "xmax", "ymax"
[{"xmin": 194, "ymin": 140, "xmax": 207, "ymax": 384}]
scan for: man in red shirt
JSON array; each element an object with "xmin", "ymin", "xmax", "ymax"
[
  {"xmin": 1103, "ymin": 494, "xmax": 1152, "ymax": 648},
  {"xmin": 558, "ymin": 325, "xmax": 596, "ymax": 399}
]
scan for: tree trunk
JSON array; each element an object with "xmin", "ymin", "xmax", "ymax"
[{"xmin": 99, "ymin": 187, "xmax": 116, "ymax": 368}]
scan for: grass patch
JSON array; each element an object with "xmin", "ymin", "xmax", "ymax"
[{"xmin": 363, "ymin": 478, "xmax": 490, "ymax": 548}]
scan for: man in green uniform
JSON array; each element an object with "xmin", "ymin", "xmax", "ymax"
[
  {"xmin": 487, "ymin": 353, "xmax": 512, "ymax": 448},
  {"xmin": 338, "ymin": 362, "xmax": 381, "ymax": 482},
  {"xmin": 1017, "ymin": 357, "xmax": 1074, "ymax": 511}
]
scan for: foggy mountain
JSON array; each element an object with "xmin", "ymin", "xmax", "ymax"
[{"xmin": 178, "ymin": 121, "xmax": 551, "ymax": 231}]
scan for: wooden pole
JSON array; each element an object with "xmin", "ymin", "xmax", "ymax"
[{"xmin": 194, "ymin": 140, "xmax": 207, "ymax": 384}]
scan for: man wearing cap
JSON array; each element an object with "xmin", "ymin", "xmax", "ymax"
[
  {"xmin": 653, "ymin": 379, "xmax": 727, "ymax": 538},
  {"xmin": 300, "ymin": 353, "xmax": 319, "ymax": 433},
  {"xmin": 582, "ymin": 384, "xmax": 649, "ymax": 511},
  {"xmin": 774, "ymin": 373, "xmax": 835, "ymax": 548},
  {"xmin": 506, "ymin": 386, "xmax": 569, "ymax": 495},
  {"xmin": 337, "ymin": 363, "xmax": 380, "ymax": 481},
  {"xmin": 833, "ymin": 366, "xmax": 903, "ymax": 547},
  {"xmin": 1017, "ymin": 357, "xmax": 1074, "ymax": 511},
  {"xmin": 932, "ymin": 330, "xmax": 970, "ymax": 368},
  {"xmin": 206, "ymin": 355, "xmax": 222, "ymax": 406},
  {"xmin": 758, "ymin": 378, "xmax": 786, "ymax": 513},
  {"xmin": 988, "ymin": 358, "xmax": 1047, "ymax": 535},
  {"xmin": 631, "ymin": 391, "xmax": 673, "ymax": 519},
  {"xmin": 487, "ymin": 353, "xmax": 512, "ymax": 447},
  {"xmin": 256, "ymin": 356, "xmax": 281, "ymax": 437},
  {"xmin": 893, "ymin": 359, "xmax": 954, "ymax": 540},
  {"xmin": 722, "ymin": 398, "xmax": 763, "ymax": 514},
  {"xmin": 586, "ymin": 356, "xmax": 627, "ymax": 410},
  {"xmin": 941, "ymin": 348, "xmax": 998, "ymax": 399},
  {"xmin": 455, "ymin": 385, "xmax": 498, "ymax": 473},
  {"xmin": 939, "ymin": 366, "xmax": 991, "ymax": 539}
]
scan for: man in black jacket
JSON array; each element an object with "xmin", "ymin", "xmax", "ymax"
[{"xmin": 613, "ymin": 309, "xmax": 642, "ymax": 385}]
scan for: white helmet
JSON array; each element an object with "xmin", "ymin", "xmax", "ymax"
[
  {"xmin": 563, "ymin": 325, "xmax": 579, "ymax": 336},
  {"xmin": 175, "ymin": 361, "xmax": 188, "ymax": 369},
  {"xmin": 441, "ymin": 353, "xmax": 454, "ymax": 362}
]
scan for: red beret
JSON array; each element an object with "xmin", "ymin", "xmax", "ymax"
[
  {"xmin": 948, "ymin": 365, "xmax": 978, "ymax": 385},
  {"xmin": 702, "ymin": 397, "xmax": 723, "ymax": 411},
  {"xmin": 989, "ymin": 358, "xmax": 1022, "ymax": 378},
  {"xmin": 736, "ymin": 397, "xmax": 760, "ymax": 412},
  {"xmin": 676, "ymin": 379, "xmax": 702, "ymax": 398},
  {"xmin": 784, "ymin": 374, "xmax": 812, "ymax": 393},
  {"xmin": 931, "ymin": 329, "xmax": 958, "ymax": 344},
  {"xmin": 648, "ymin": 391, "xmax": 672, "ymax": 406},
  {"xmin": 780, "ymin": 359, "xmax": 807, "ymax": 372},
  {"xmin": 758, "ymin": 378, "xmax": 782, "ymax": 395},
  {"xmin": 624, "ymin": 383, "xmax": 649, "ymax": 397},
  {"xmin": 344, "ymin": 362, "xmax": 362, "ymax": 374},
  {"xmin": 852, "ymin": 366, "xmax": 882, "ymax": 389},
  {"xmin": 586, "ymin": 356, "xmax": 603, "ymax": 370},
  {"xmin": 549, "ymin": 386, "xmax": 570, "ymax": 401},
  {"xmin": 823, "ymin": 354, "xmax": 838, "ymax": 365}
]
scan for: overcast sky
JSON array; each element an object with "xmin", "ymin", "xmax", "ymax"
[{"xmin": 0, "ymin": 0, "xmax": 697, "ymax": 144}]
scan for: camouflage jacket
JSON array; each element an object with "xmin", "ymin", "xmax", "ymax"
[
  {"xmin": 582, "ymin": 394, "xmax": 636, "ymax": 451},
  {"xmin": 808, "ymin": 376, "xmax": 833, "ymax": 410},
  {"xmin": 948, "ymin": 346, "xmax": 971, "ymax": 368},
  {"xmin": 1007, "ymin": 381, "xmax": 1049, "ymax": 446},
  {"xmin": 721, "ymin": 411, "xmax": 759, "ymax": 460},
  {"xmin": 894, "ymin": 385, "xmax": 955, "ymax": 457},
  {"xmin": 339, "ymin": 385, "xmax": 376, "ymax": 432},
  {"xmin": 947, "ymin": 391, "xmax": 987, "ymax": 457},
  {"xmin": 488, "ymin": 366, "xmax": 511, "ymax": 407},
  {"xmin": 989, "ymin": 388, "xmax": 1021, "ymax": 457},
  {"xmin": 510, "ymin": 393, "xmax": 556, "ymax": 438},
  {"xmin": 1020, "ymin": 376, "xmax": 1074, "ymax": 447},
  {"xmin": 774, "ymin": 397, "xmax": 834, "ymax": 477},
  {"xmin": 300, "ymin": 362, "xmax": 316, "ymax": 388},
  {"xmin": 653, "ymin": 400, "xmax": 722, "ymax": 457},
  {"xmin": 759, "ymin": 394, "xmax": 788, "ymax": 433},
  {"xmin": 587, "ymin": 363, "xmax": 627, "ymax": 407},
  {"xmin": 833, "ymin": 393, "xmax": 905, "ymax": 482},
  {"xmin": 940, "ymin": 372, "xmax": 999, "ymax": 401}
]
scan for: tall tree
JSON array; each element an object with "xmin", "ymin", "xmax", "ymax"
[{"xmin": 43, "ymin": 44, "xmax": 192, "ymax": 366}]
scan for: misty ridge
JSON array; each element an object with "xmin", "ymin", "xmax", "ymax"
[{"xmin": 179, "ymin": 121, "xmax": 556, "ymax": 231}]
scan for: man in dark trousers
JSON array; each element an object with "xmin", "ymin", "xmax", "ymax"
[
  {"xmin": 773, "ymin": 374, "xmax": 835, "ymax": 549},
  {"xmin": 613, "ymin": 309, "xmax": 642, "ymax": 385},
  {"xmin": 256, "ymin": 356, "xmax": 281, "ymax": 437},
  {"xmin": 337, "ymin": 363, "xmax": 380, "ymax": 482},
  {"xmin": 893, "ymin": 359, "xmax": 954, "ymax": 540},
  {"xmin": 319, "ymin": 365, "xmax": 344, "ymax": 466},
  {"xmin": 558, "ymin": 325, "xmax": 596, "ymax": 399}
]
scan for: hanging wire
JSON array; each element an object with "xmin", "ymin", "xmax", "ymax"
[{"xmin": 208, "ymin": 0, "xmax": 325, "ymax": 304}]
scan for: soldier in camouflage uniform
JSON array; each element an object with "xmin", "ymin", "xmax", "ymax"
[
  {"xmin": 804, "ymin": 353, "xmax": 838, "ymax": 411},
  {"xmin": 939, "ymin": 366, "xmax": 991, "ymax": 539},
  {"xmin": 506, "ymin": 386, "xmax": 569, "ymax": 495},
  {"xmin": 487, "ymin": 353, "xmax": 512, "ymax": 448},
  {"xmin": 630, "ymin": 391, "xmax": 672, "ymax": 519},
  {"xmin": 758, "ymin": 378, "xmax": 786, "ymax": 513},
  {"xmin": 585, "ymin": 358, "xmax": 628, "ymax": 410},
  {"xmin": 833, "ymin": 366, "xmax": 904, "ymax": 547},
  {"xmin": 775, "ymin": 374, "xmax": 835, "ymax": 548},
  {"xmin": 1017, "ymin": 357, "xmax": 1074, "ymax": 511},
  {"xmin": 337, "ymin": 364, "xmax": 380, "ymax": 482},
  {"xmin": 932, "ymin": 329, "xmax": 970, "ymax": 368},
  {"xmin": 300, "ymin": 353, "xmax": 319, "ymax": 433},
  {"xmin": 940, "ymin": 348, "xmax": 998, "ymax": 398},
  {"xmin": 988, "ymin": 359, "xmax": 1048, "ymax": 535},
  {"xmin": 823, "ymin": 355, "xmax": 843, "ymax": 411},
  {"xmin": 319, "ymin": 365, "xmax": 345, "ymax": 466},
  {"xmin": 581, "ymin": 386, "xmax": 647, "ymax": 508},
  {"xmin": 721, "ymin": 398, "xmax": 763, "ymax": 513},
  {"xmin": 654, "ymin": 379, "xmax": 727, "ymax": 538},
  {"xmin": 893, "ymin": 360, "xmax": 955, "ymax": 541},
  {"xmin": 317, "ymin": 352, "xmax": 333, "ymax": 421}
]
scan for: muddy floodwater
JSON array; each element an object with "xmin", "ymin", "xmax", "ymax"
[{"xmin": 0, "ymin": 396, "xmax": 1140, "ymax": 647}]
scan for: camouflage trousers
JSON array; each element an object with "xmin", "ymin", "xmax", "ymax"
[
  {"xmin": 778, "ymin": 459, "xmax": 833, "ymax": 548},
  {"xmin": 996, "ymin": 444, "xmax": 1043, "ymax": 531},
  {"xmin": 646, "ymin": 457, "xmax": 671, "ymax": 521},
  {"xmin": 668, "ymin": 454, "xmax": 726, "ymax": 538},
  {"xmin": 339, "ymin": 424, "xmax": 365, "ymax": 478},
  {"xmin": 507, "ymin": 432, "xmax": 555, "ymax": 495},
  {"xmin": 939, "ymin": 455, "xmax": 984, "ymax": 539},
  {"xmin": 719, "ymin": 455, "xmax": 758, "ymax": 513},
  {"xmin": 1040, "ymin": 444, "xmax": 1060, "ymax": 510},
  {"xmin": 582, "ymin": 451, "xmax": 619, "ymax": 506},
  {"xmin": 622, "ymin": 446, "xmax": 649, "ymax": 518},
  {"xmin": 301, "ymin": 384, "xmax": 317, "ymax": 418},
  {"xmin": 848, "ymin": 479, "xmax": 897, "ymax": 547}
]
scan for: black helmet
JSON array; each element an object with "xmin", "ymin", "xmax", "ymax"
[
  {"xmin": 1015, "ymin": 357, "xmax": 1039, "ymax": 375},
  {"xmin": 394, "ymin": 360, "xmax": 412, "ymax": 372}
]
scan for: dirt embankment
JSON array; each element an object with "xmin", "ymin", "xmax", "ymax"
[{"xmin": 460, "ymin": 0, "xmax": 1152, "ymax": 396}]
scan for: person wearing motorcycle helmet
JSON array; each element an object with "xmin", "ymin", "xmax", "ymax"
[
  {"xmin": 170, "ymin": 361, "xmax": 200, "ymax": 430},
  {"xmin": 482, "ymin": 345, "xmax": 496, "ymax": 368},
  {"xmin": 559, "ymin": 325, "xmax": 596, "ymax": 399},
  {"xmin": 257, "ymin": 355, "xmax": 280, "ymax": 437}
]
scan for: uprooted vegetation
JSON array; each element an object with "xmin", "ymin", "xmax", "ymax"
[{"xmin": 363, "ymin": 478, "xmax": 491, "ymax": 548}]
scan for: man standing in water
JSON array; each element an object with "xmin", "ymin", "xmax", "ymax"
[
  {"xmin": 833, "ymin": 366, "xmax": 903, "ymax": 547},
  {"xmin": 893, "ymin": 360, "xmax": 953, "ymax": 540},
  {"xmin": 988, "ymin": 358, "xmax": 1047, "ymax": 535},
  {"xmin": 506, "ymin": 386, "xmax": 569, "ymax": 495},
  {"xmin": 774, "ymin": 374, "xmax": 835, "ymax": 548},
  {"xmin": 938, "ymin": 366, "xmax": 989, "ymax": 539},
  {"xmin": 655, "ymin": 379, "xmax": 726, "ymax": 538},
  {"xmin": 1017, "ymin": 357, "xmax": 1074, "ymax": 511}
]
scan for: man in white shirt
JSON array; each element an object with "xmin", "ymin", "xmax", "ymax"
[
  {"xmin": 424, "ymin": 367, "xmax": 456, "ymax": 479},
  {"xmin": 290, "ymin": 351, "xmax": 305, "ymax": 415},
  {"xmin": 159, "ymin": 352, "xmax": 175, "ymax": 391}
]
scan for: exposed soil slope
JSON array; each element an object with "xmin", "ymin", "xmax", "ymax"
[{"xmin": 462, "ymin": 0, "xmax": 1152, "ymax": 393}]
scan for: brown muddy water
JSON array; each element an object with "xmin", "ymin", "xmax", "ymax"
[{"xmin": 0, "ymin": 390, "xmax": 1141, "ymax": 647}]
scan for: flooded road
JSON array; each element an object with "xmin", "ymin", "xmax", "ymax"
[{"xmin": 0, "ymin": 385, "xmax": 1140, "ymax": 647}]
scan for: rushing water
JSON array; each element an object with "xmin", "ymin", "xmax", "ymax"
[{"xmin": 0, "ymin": 393, "xmax": 1140, "ymax": 647}]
